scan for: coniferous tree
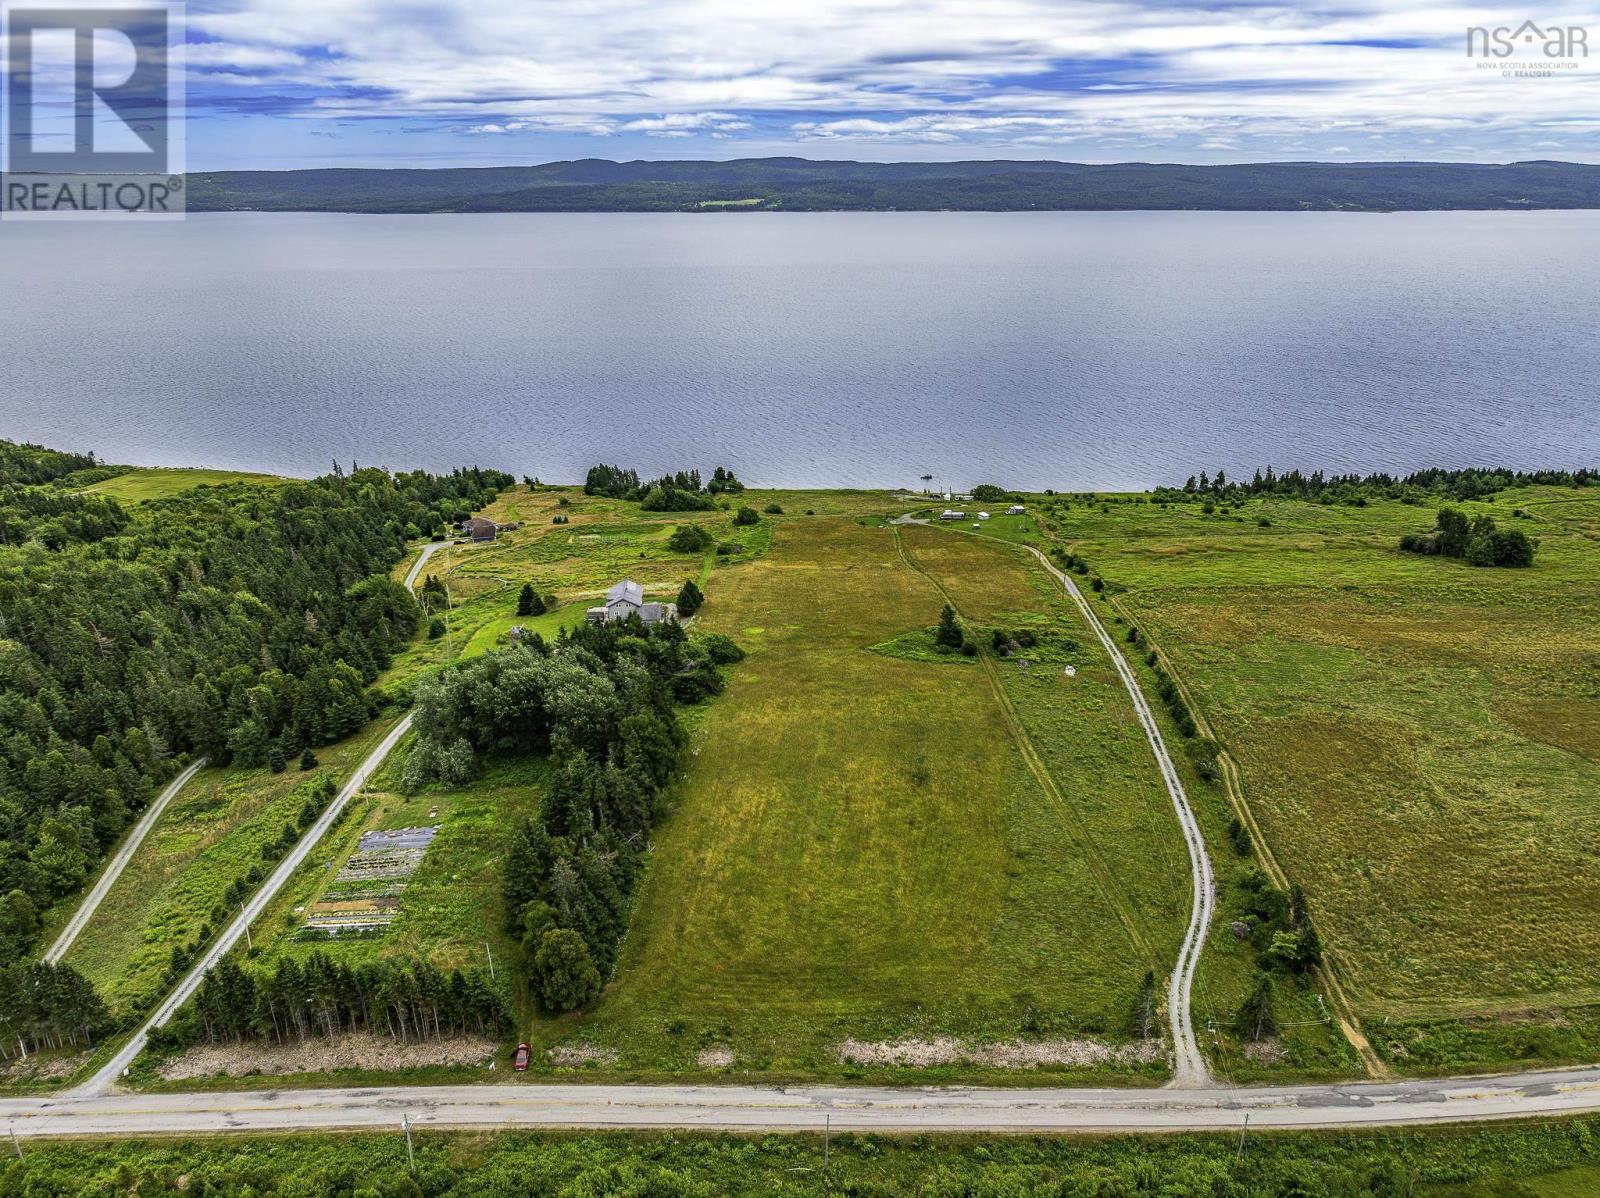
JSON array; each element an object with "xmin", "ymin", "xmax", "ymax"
[
  {"xmin": 1234, "ymin": 974, "xmax": 1278, "ymax": 1041},
  {"xmin": 675, "ymin": 579, "xmax": 704, "ymax": 617}
]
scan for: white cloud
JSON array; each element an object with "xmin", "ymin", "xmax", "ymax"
[{"xmin": 179, "ymin": 0, "xmax": 1600, "ymax": 158}]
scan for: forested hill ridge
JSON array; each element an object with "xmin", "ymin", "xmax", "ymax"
[
  {"xmin": 185, "ymin": 158, "xmax": 1600, "ymax": 213},
  {"xmin": 0, "ymin": 441, "xmax": 512, "ymax": 969}
]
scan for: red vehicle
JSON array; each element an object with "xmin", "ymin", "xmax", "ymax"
[{"xmin": 512, "ymin": 1042, "xmax": 531, "ymax": 1072}]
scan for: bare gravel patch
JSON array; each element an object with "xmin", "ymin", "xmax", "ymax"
[
  {"xmin": 836, "ymin": 1036, "xmax": 1164, "ymax": 1069},
  {"xmin": 0, "ymin": 1052, "xmax": 87, "ymax": 1082},
  {"xmin": 548, "ymin": 1044, "xmax": 619, "ymax": 1068},
  {"xmin": 1244, "ymin": 1037, "xmax": 1288, "ymax": 1065},
  {"xmin": 158, "ymin": 1033, "xmax": 496, "ymax": 1080},
  {"xmin": 696, "ymin": 1045, "xmax": 735, "ymax": 1068}
]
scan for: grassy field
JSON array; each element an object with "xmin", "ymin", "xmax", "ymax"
[
  {"xmin": 534, "ymin": 511, "xmax": 1186, "ymax": 1083},
  {"xmin": 245, "ymin": 753, "xmax": 544, "ymax": 987},
  {"xmin": 80, "ymin": 466, "xmax": 291, "ymax": 503},
  {"xmin": 60, "ymin": 719, "xmax": 400, "ymax": 1016},
  {"xmin": 925, "ymin": 517, "xmax": 1359, "ymax": 1081},
  {"xmin": 1035, "ymin": 485, "xmax": 1600, "ymax": 1073}
]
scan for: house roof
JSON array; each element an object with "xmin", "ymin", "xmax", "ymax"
[{"xmin": 607, "ymin": 579, "xmax": 644, "ymax": 606}]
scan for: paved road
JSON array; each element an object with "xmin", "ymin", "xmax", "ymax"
[
  {"xmin": 1024, "ymin": 545, "xmax": 1216, "ymax": 1088},
  {"xmin": 44, "ymin": 758, "xmax": 208, "ymax": 965},
  {"xmin": 14, "ymin": 1065, "xmax": 1600, "ymax": 1138},
  {"xmin": 77, "ymin": 716, "xmax": 415, "ymax": 1095}
]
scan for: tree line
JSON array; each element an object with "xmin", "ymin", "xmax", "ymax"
[
  {"xmin": 405, "ymin": 616, "xmax": 735, "ymax": 1012},
  {"xmin": 159, "ymin": 952, "xmax": 507, "ymax": 1049},
  {"xmin": 583, "ymin": 463, "xmax": 744, "ymax": 511},
  {"xmin": 0, "ymin": 442, "xmax": 511, "ymax": 965},
  {"xmin": 1162, "ymin": 465, "xmax": 1594, "ymax": 505},
  {"xmin": 0, "ymin": 959, "xmax": 110, "ymax": 1061}
]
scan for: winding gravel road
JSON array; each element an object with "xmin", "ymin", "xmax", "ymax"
[
  {"xmin": 403, "ymin": 538, "xmax": 454, "ymax": 590},
  {"xmin": 1023, "ymin": 545, "xmax": 1216, "ymax": 1088},
  {"xmin": 44, "ymin": 758, "xmax": 208, "ymax": 966}
]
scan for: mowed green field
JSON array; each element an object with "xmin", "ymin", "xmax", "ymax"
[
  {"xmin": 1043, "ymin": 486, "xmax": 1600, "ymax": 1069},
  {"xmin": 81, "ymin": 466, "xmax": 291, "ymax": 503},
  {"xmin": 541, "ymin": 514, "xmax": 1182, "ymax": 1081}
]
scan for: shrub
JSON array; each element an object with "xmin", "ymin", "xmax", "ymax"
[
  {"xmin": 427, "ymin": 616, "xmax": 446, "ymax": 639},
  {"xmin": 763, "ymin": 503, "xmax": 783, "ymax": 514},
  {"xmin": 298, "ymin": 747, "xmax": 318, "ymax": 771},
  {"xmin": 732, "ymin": 507, "xmax": 759, "ymax": 527},
  {"xmin": 1227, "ymin": 817, "xmax": 1252, "ymax": 856},
  {"xmin": 699, "ymin": 633, "xmax": 745, "ymax": 665},
  {"xmin": 1404, "ymin": 507, "xmax": 1535, "ymax": 567},
  {"xmin": 267, "ymin": 745, "xmax": 286, "ymax": 774},
  {"xmin": 668, "ymin": 524, "xmax": 714, "ymax": 553}
]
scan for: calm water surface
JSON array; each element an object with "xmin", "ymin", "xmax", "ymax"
[{"xmin": 1, "ymin": 211, "xmax": 1595, "ymax": 489}]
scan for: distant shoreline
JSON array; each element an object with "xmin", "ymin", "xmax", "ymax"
[{"xmin": 184, "ymin": 157, "xmax": 1600, "ymax": 214}]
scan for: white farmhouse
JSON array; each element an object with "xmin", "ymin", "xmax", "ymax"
[{"xmin": 586, "ymin": 579, "xmax": 677, "ymax": 625}]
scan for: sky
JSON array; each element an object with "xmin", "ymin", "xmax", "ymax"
[{"xmin": 44, "ymin": 1, "xmax": 1600, "ymax": 168}]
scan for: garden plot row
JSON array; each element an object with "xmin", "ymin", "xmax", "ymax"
[{"xmin": 300, "ymin": 826, "xmax": 440, "ymax": 937}]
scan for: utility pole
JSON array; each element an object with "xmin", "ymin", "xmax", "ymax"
[
  {"xmin": 242, "ymin": 904, "xmax": 252, "ymax": 951},
  {"xmin": 1236, "ymin": 1111, "xmax": 1249, "ymax": 1159},
  {"xmin": 403, "ymin": 1111, "xmax": 415, "ymax": 1172},
  {"xmin": 823, "ymin": 1114, "xmax": 830, "ymax": 1171},
  {"xmin": 9, "ymin": 1124, "xmax": 21, "ymax": 1160},
  {"xmin": 484, "ymin": 941, "xmax": 495, "ymax": 980}
]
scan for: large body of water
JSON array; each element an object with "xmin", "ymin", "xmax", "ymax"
[{"xmin": 2, "ymin": 212, "xmax": 1595, "ymax": 490}]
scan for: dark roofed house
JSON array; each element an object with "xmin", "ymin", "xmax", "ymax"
[
  {"xmin": 464, "ymin": 517, "xmax": 498, "ymax": 542},
  {"xmin": 587, "ymin": 579, "xmax": 677, "ymax": 625}
]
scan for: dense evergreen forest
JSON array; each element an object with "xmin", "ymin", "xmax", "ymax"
[
  {"xmin": 0, "ymin": 442, "xmax": 513, "ymax": 975},
  {"xmin": 186, "ymin": 157, "xmax": 1600, "ymax": 213}
]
